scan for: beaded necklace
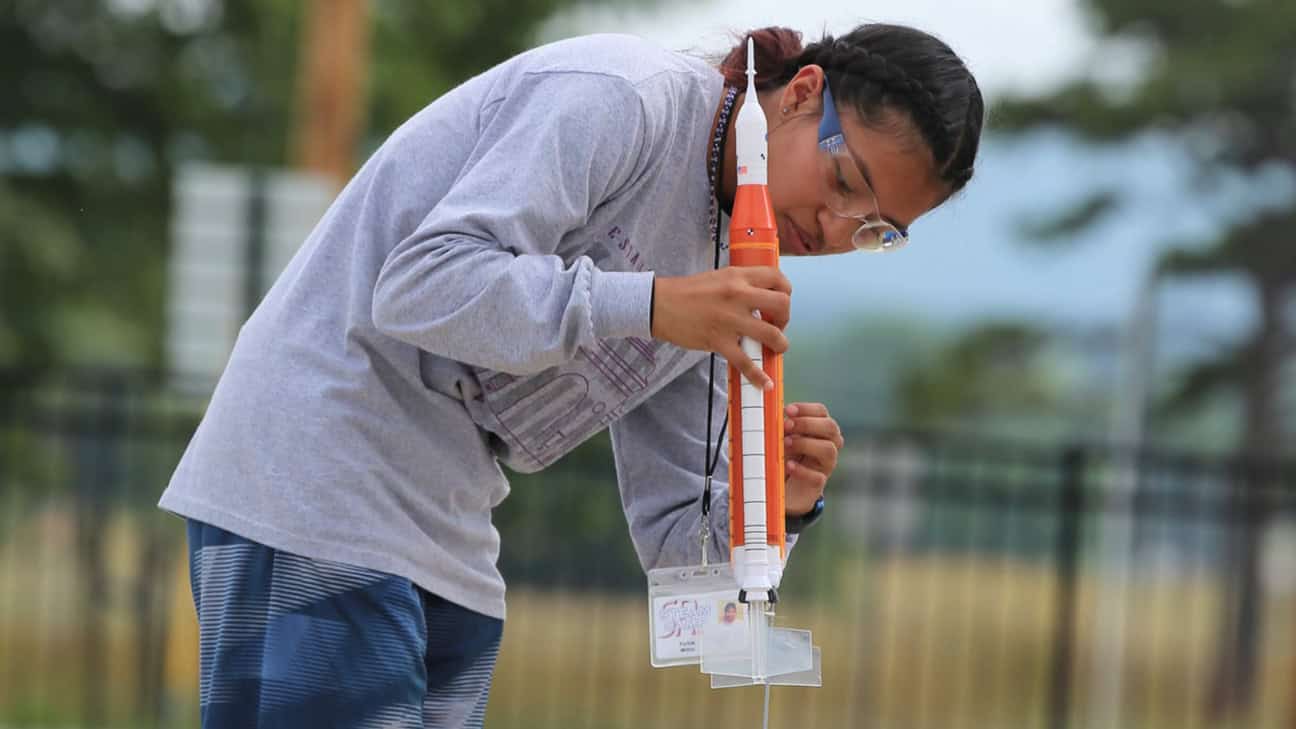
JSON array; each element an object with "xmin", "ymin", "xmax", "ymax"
[
  {"xmin": 700, "ymin": 85, "xmax": 739, "ymax": 562},
  {"xmin": 706, "ymin": 85, "xmax": 739, "ymax": 255}
]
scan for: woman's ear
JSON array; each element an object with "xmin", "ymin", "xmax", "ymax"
[{"xmin": 779, "ymin": 65, "xmax": 825, "ymax": 116}]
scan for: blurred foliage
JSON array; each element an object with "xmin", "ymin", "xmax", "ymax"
[
  {"xmin": 1015, "ymin": 189, "xmax": 1120, "ymax": 243},
  {"xmin": 1150, "ymin": 206, "xmax": 1296, "ymax": 438},
  {"xmin": 365, "ymin": 2, "xmax": 657, "ymax": 143},
  {"xmin": 784, "ymin": 315, "xmax": 942, "ymax": 427},
  {"xmin": 994, "ymin": 0, "xmax": 1296, "ymax": 167},
  {"xmin": 0, "ymin": 0, "xmax": 650, "ymax": 370},
  {"xmin": 1156, "ymin": 207, "xmax": 1296, "ymax": 287},
  {"xmin": 895, "ymin": 322, "xmax": 1067, "ymax": 431},
  {"xmin": 788, "ymin": 316, "xmax": 1116, "ymax": 441},
  {"xmin": 992, "ymin": 0, "xmax": 1296, "ymax": 455},
  {"xmin": 0, "ymin": 181, "xmax": 81, "ymax": 365},
  {"xmin": 994, "ymin": 0, "xmax": 1296, "ymax": 715}
]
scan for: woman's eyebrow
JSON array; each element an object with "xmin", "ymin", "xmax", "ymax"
[{"xmin": 848, "ymin": 152, "xmax": 906, "ymax": 230}]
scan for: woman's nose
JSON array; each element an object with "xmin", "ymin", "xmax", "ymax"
[{"xmin": 817, "ymin": 209, "xmax": 859, "ymax": 253}]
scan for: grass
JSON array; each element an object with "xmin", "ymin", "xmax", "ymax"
[
  {"xmin": 487, "ymin": 555, "xmax": 1295, "ymax": 729},
  {"xmin": 1, "ymin": 509, "xmax": 1294, "ymax": 729}
]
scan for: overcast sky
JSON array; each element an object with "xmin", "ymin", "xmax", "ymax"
[
  {"xmin": 543, "ymin": 1, "xmax": 1284, "ymax": 346},
  {"xmin": 547, "ymin": 0, "xmax": 1098, "ymax": 100}
]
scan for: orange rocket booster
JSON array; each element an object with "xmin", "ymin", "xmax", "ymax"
[
  {"xmin": 725, "ymin": 45, "xmax": 786, "ymax": 601},
  {"xmin": 727, "ymin": 187, "xmax": 787, "ymax": 559}
]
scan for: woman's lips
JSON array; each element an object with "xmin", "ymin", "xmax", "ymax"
[{"xmin": 784, "ymin": 218, "xmax": 815, "ymax": 255}]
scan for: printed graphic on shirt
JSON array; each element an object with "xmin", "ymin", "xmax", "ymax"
[
  {"xmin": 471, "ymin": 337, "xmax": 693, "ymax": 471},
  {"xmin": 603, "ymin": 225, "xmax": 649, "ymax": 272}
]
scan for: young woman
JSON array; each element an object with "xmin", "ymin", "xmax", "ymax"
[{"xmin": 161, "ymin": 23, "xmax": 983, "ymax": 729}]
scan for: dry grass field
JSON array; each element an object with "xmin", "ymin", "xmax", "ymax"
[
  {"xmin": 1, "ymin": 509, "xmax": 1293, "ymax": 728},
  {"xmin": 487, "ymin": 562, "xmax": 1294, "ymax": 729}
]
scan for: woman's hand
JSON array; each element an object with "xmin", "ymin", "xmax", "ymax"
[
  {"xmin": 651, "ymin": 267, "xmax": 792, "ymax": 389},
  {"xmin": 783, "ymin": 402, "xmax": 843, "ymax": 516}
]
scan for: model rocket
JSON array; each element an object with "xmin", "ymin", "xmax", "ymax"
[
  {"xmin": 697, "ymin": 39, "xmax": 819, "ymax": 690},
  {"xmin": 727, "ymin": 38, "xmax": 786, "ymax": 606}
]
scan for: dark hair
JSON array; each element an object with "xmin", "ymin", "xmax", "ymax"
[{"xmin": 719, "ymin": 25, "xmax": 984, "ymax": 193}]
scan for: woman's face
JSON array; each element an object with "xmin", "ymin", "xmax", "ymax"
[{"xmin": 763, "ymin": 67, "xmax": 949, "ymax": 257}]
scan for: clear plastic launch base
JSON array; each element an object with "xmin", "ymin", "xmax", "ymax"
[{"xmin": 700, "ymin": 600, "xmax": 822, "ymax": 689}]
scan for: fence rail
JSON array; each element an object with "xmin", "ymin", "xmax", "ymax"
[{"xmin": 1, "ymin": 372, "xmax": 1293, "ymax": 729}]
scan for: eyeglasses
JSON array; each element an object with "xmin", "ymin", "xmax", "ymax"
[{"xmin": 818, "ymin": 84, "xmax": 910, "ymax": 253}]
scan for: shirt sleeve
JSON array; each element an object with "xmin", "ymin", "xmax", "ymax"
[
  {"xmin": 611, "ymin": 357, "xmax": 802, "ymax": 571},
  {"xmin": 609, "ymin": 356, "xmax": 731, "ymax": 570},
  {"xmin": 371, "ymin": 71, "xmax": 655, "ymax": 375}
]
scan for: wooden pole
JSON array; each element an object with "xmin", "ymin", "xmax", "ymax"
[{"xmin": 292, "ymin": 0, "xmax": 370, "ymax": 188}]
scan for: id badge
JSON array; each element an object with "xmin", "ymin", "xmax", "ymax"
[{"xmin": 647, "ymin": 562, "xmax": 746, "ymax": 668}]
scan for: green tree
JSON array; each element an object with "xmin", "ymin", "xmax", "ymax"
[
  {"xmin": 0, "ymin": 0, "xmax": 656, "ymax": 370},
  {"xmin": 783, "ymin": 315, "xmax": 943, "ymax": 427},
  {"xmin": 1, "ymin": 0, "xmax": 304, "ymax": 369},
  {"xmin": 993, "ymin": 0, "xmax": 1296, "ymax": 715},
  {"xmin": 894, "ymin": 321, "xmax": 1071, "ymax": 434},
  {"xmin": 0, "ymin": 181, "xmax": 81, "ymax": 366},
  {"xmin": 1, "ymin": 2, "xmax": 658, "ymax": 723}
]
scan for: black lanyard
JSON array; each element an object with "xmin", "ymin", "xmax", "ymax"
[{"xmin": 701, "ymin": 86, "xmax": 738, "ymax": 522}]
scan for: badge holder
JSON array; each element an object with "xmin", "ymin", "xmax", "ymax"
[
  {"xmin": 647, "ymin": 563, "xmax": 741, "ymax": 668},
  {"xmin": 648, "ymin": 562, "xmax": 821, "ymax": 688}
]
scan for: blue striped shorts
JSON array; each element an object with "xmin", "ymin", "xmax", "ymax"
[{"xmin": 186, "ymin": 520, "xmax": 503, "ymax": 729}]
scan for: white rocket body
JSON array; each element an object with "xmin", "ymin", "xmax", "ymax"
[
  {"xmin": 731, "ymin": 38, "xmax": 783, "ymax": 604},
  {"xmin": 699, "ymin": 39, "xmax": 820, "ymax": 691}
]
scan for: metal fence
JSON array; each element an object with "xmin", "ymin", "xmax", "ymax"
[{"xmin": 1, "ymin": 371, "xmax": 1293, "ymax": 729}]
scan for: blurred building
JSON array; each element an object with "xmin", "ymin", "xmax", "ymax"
[{"xmin": 166, "ymin": 163, "xmax": 332, "ymax": 391}]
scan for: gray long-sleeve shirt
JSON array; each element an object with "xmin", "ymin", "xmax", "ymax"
[{"xmin": 160, "ymin": 34, "xmax": 746, "ymax": 620}]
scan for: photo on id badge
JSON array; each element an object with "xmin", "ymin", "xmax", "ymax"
[{"xmin": 710, "ymin": 599, "xmax": 749, "ymax": 652}]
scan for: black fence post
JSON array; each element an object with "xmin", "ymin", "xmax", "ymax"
[
  {"xmin": 245, "ymin": 169, "xmax": 268, "ymax": 319},
  {"xmin": 1207, "ymin": 456, "xmax": 1271, "ymax": 721},
  {"xmin": 76, "ymin": 376, "xmax": 126, "ymax": 727},
  {"xmin": 1049, "ymin": 446, "xmax": 1086, "ymax": 729}
]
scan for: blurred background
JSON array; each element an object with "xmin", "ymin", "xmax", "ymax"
[{"xmin": 2, "ymin": 0, "xmax": 1294, "ymax": 727}]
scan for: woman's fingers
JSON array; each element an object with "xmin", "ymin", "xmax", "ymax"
[
  {"xmin": 785, "ymin": 433, "xmax": 839, "ymax": 474},
  {"xmin": 784, "ymin": 402, "xmax": 844, "ymax": 448}
]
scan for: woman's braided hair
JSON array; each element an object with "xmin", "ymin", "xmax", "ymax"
[{"xmin": 720, "ymin": 25, "xmax": 984, "ymax": 193}]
